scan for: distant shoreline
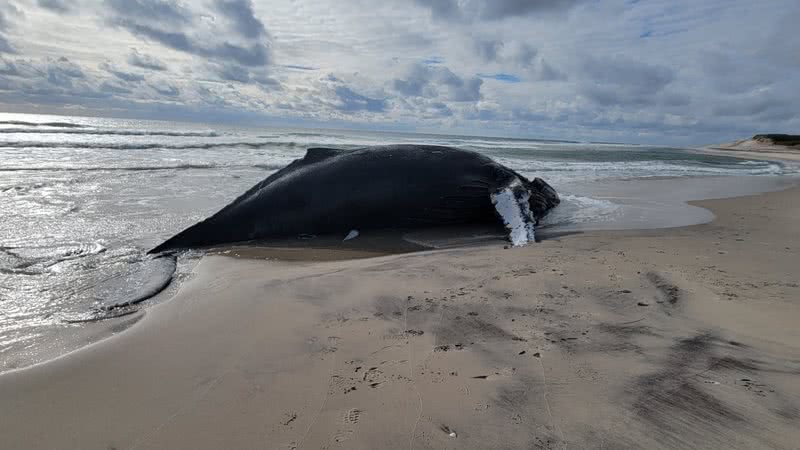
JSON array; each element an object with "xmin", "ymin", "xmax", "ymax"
[
  {"xmin": 698, "ymin": 147, "xmax": 800, "ymax": 163},
  {"xmin": 700, "ymin": 134, "xmax": 800, "ymax": 162},
  {"xmin": 694, "ymin": 134, "xmax": 800, "ymax": 163}
]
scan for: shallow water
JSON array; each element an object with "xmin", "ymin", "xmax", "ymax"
[{"xmin": 0, "ymin": 112, "xmax": 797, "ymax": 369}]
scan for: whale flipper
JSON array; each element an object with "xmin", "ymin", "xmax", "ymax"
[{"xmin": 491, "ymin": 179, "xmax": 537, "ymax": 246}]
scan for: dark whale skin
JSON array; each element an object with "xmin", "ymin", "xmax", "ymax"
[{"xmin": 149, "ymin": 145, "xmax": 559, "ymax": 254}]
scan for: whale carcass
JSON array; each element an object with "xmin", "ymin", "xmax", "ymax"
[{"xmin": 149, "ymin": 145, "xmax": 560, "ymax": 254}]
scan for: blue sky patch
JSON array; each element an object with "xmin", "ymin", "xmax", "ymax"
[{"xmin": 479, "ymin": 73, "xmax": 521, "ymax": 83}]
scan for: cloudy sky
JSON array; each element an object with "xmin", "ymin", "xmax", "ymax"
[{"xmin": 0, "ymin": 0, "xmax": 798, "ymax": 144}]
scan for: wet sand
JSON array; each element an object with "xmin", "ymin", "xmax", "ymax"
[
  {"xmin": 1, "ymin": 186, "xmax": 799, "ymax": 449},
  {"xmin": 208, "ymin": 232, "xmax": 427, "ymax": 262}
]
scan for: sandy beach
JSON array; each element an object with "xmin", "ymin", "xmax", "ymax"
[
  {"xmin": 702, "ymin": 147, "xmax": 800, "ymax": 163},
  {"xmin": 3, "ymin": 0, "xmax": 799, "ymax": 448},
  {"xmin": 703, "ymin": 137, "xmax": 800, "ymax": 163},
  {"xmin": 0, "ymin": 181, "xmax": 798, "ymax": 449}
]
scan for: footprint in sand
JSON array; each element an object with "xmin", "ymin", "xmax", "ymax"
[
  {"xmin": 332, "ymin": 429, "xmax": 354, "ymax": 443},
  {"xmin": 328, "ymin": 375, "xmax": 354, "ymax": 395},
  {"xmin": 331, "ymin": 409, "xmax": 362, "ymax": 444},
  {"xmin": 344, "ymin": 408, "xmax": 361, "ymax": 425},
  {"xmin": 362, "ymin": 367, "xmax": 384, "ymax": 383}
]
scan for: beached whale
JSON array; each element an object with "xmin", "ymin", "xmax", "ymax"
[{"xmin": 148, "ymin": 145, "xmax": 559, "ymax": 254}]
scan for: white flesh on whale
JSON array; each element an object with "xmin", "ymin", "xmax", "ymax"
[
  {"xmin": 491, "ymin": 179, "xmax": 536, "ymax": 246},
  {"xmin": 343, "ymin": 229, "xmax": 360, "ymax": 241}
]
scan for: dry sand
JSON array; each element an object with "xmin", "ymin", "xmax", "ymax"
[{"xmin": 1, "ymin": 186, "xmax": 799, "ymax": 449}]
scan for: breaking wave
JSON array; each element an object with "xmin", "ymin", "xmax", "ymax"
[
  {"xmin": 0, "ymin": 162, "xmax": 287, "ymax": 172},
  {"xmin": 0, "ymin": 120, "xmax": 85, "ymax": 128},
  {"xmin": 0, "ymin": 128, "xmax": 220, "ymax": 137},
  {"xmin": 506, "ymin": 158, "xmax": 787, "ymax": 182},
  {"xmin": 0, "ymin": 140, "xmax": 287, "ymax": 150}
]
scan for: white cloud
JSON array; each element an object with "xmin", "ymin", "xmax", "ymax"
[{"xmin": 0, "ymin": 0, "xmax": 797, "ymax": 144}]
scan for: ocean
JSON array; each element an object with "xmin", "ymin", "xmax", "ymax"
[{"xmin": 0, "ymin": 112, "xmax": 795, "ymax": 369}]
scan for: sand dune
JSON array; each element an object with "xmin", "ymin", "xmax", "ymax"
[{"xmin": 706, "ymin": 134, "xmax": 800, "ymax": 162}]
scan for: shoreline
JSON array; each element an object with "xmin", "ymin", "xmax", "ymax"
[
  {"xmin": 1, "ymin": 183, "xmax": 799, "ymax": 448},
  {"xmin": 694, "ymin": 145, "xmax": 800, "ymax": 163},
  {"xmin": 2, "ymin": 172, "xmax": 798, "ymax": 374}
]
